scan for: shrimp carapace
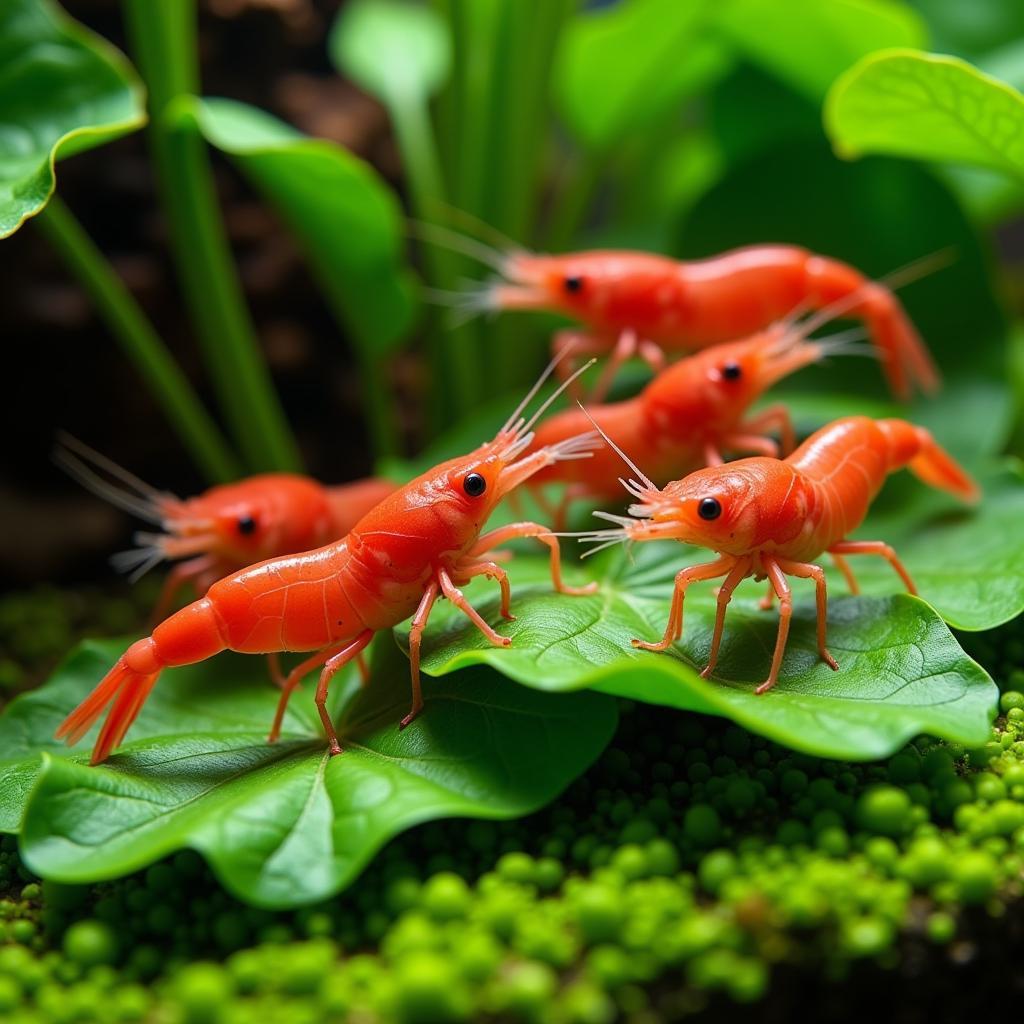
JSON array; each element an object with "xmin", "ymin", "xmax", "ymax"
[
  {"xmin": 580, "ymin": 416, "xmax": 977, "ymax": 693},
  {"xmin": 56, "ymin": 360, "xmax": 602, "ymax": 764},
  {"xmin": 438, "ymin": 239, "xmax": 940, "ymax": 401}
]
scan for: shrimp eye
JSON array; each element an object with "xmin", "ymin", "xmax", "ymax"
[
  {"xmin": 237, "ymin": 515, "xmax": 257, "ymax": 536},
  {"xmin": 698, "ymin": 497, "xmax": 722, "ymax": 521},
  {"xmin": 463, "ymin": 472, "xmax": 487, "ymax": 498},
  {"xmin": 721, "ymin": 361, "xmax": 742, "ymax": 380},
  {"xmin": 564, "ymin": 275, "xmax": 583, "ymax": 294}
]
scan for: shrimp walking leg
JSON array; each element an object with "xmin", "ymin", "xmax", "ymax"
[
  {"xmin": 268, "ymin": 642, "xmax": 357, "ymax": 743},
  {"xmin": 721, "ymin": 433, "xmax": 780, "ymax": 459},
  {"xmin": 741, "ymin": 403, "xmax": 796, "ymax": 455},
  {"xmin": 831, "ymin": 553, "xmax": 860, "ymax": 594},
  {"xmin": 150, "ymin": 555, "xmax": 217, "ymax": 626},
  {"xmin": 472, "ymin": 522, "xmax": 598, "ymax": 596},
  {"xmin": 403, "ymin": 582, "xmax": 440, "ymax": 730},
  {"xmin": 268, "ymin": 649, "xmax": 369, "ymax": 692},
  {"xmin": 589, "ymin": 330, "xmax": 667, "ymax": 402},
  {"xmin": 700, "ymin": 556, "xmax": 753, "ymax": 678},
  {"xmin": 589, "ymin": 330, "xmax": 638, "ymax": 403},
  {"xmin": 829, "ymin": 540, "xmax": 917, "ymax": 594},
  {"xmin": 316, "ymin": 631, "xmax": 375, "ymax": 756},
  {"xmin": 632, "ymin": 557, "xmax": 734, "ymax": 653},
  {"xmin": 438, "ymin": 568, "xmax": 511, "ymax": 648},
  {"xmin": 455, "ymin": 561, "xmax": 514, "ymax": 619},
  {"xmin": 758, "ymin": 558, "xmax": 793, "ymax": 694},
  {"xmin": 552, "ymin": 329, "xmax": 614, "ymax": 395},
  {"xmin": 775, "ymin": 557, "xmax": 839, "ymax": 671}
]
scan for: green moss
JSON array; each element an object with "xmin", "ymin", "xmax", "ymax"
[{"xmin": 3, "ymin": 602, "xmax": 1024, "ymax": 1020}]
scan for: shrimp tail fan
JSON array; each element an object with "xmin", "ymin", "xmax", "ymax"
[
  {"xmin": 908, "ymin": 434, "xmax": 980, "ymax": 504},
  {"xmin": 877, "ymin": 419, "xmax": 980, "ymax": 504},
  {"xmin": 55, "ymin": 658, "xmax": 159, "ymax": 765}
]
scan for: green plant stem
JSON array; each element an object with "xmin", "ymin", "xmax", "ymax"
[
  {"xmin": 121, "ymin": 0, "xmax": 300, "ymax": 473},
  {"xmin": 35, "ymin": 196, "xmax": 240, "ymax": 483},
  {"xmin": 542, "ymin": 154, "xmax": 603, "ymax": 252},
  {"xmin": 389, "ymin": 96, "xmax": 479, "ymax": 422},
  {"xmin": 315, "ymin": 285, "xmax": 399, "ymax": 458}
]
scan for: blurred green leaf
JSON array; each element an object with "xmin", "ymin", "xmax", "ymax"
[
  {"xmin": 714, "ymin": 0, "xmax": 926, "ymax": 102},
  {"xmin": 9, "ymin": 640, "xmax": 616, "ymax": 906},
  {"xmin": 330, "ymin": 0, "xmax": 451, "ymax": 106},
  {"xmin": 0, "ymin": 0, "xmax": 145, "ymax": 237},
  {"xmin": 409, "ymin": 539, "xmax": 997, "ymax": 761},
  {"xmin": 826, "ymin": 49, "xmax": 1024, "ymax": 182},
  {"xmin": 554, "ymin": 0, "xmax": 731, "ymax": 152},
  {"xmin": 184, "ymin": 97, "xmax": 417, "ymax": 354},
  {"xmin": 908, "ymin": 0, "xmax": 1024, "ymax": 60}
]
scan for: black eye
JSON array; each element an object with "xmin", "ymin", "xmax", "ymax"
[
  {"xmin": 564, "ymin": 275, "xmax": 583, "ymax": 294},
  {"xmin": 463, "ymin": 473, "xmax": 487, "ymax": 498},
  {"xmin": 698, "ymin": 497, "xmax": 722, "ymax": 521},
  {"xmin": 237, "ymin": 515, "xmax": 257, "ymax": 536},
  {"xmin": 721, "ymin": 362, "xmax": 742, "ymax": 381}
]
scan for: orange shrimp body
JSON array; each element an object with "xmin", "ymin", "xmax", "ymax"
[
  {"xmin": 587, "ymin": 416, "xmax": 978, "ymax": 693},
  {"xmin": 487, "ymin": 245, "xmax": 938, "ymax": 400},
  {"xmin": 56, "ymin": 369, "xmax": 599, "ymax": 764},
  {"xmin": 525, "ymin": 325, "xmax": 827, "ymax": 521},
  {"xmin": 54, "ymin": 437, "xmax": 396, "ymax": 621}
]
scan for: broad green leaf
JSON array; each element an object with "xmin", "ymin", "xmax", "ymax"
[
  {"xmin": 675, "ymin": 136, "xmax": 1006, "ymax": 389},
  {"xmin": 11, "ymin": 640, "xmax": 616, "ymax": 906},
  {"xmin": 329, "ymin": 0, "xmax": 451, "ymax": 107},
  {"xmin": 554, "ymin": 0, "xmax": 731, "ymax": 152},
  {"xmin": 182, "ymin": 97, "xmax": 417, "ymax": 353},
  {"xmin": 825, "ymin": 49, "xmax": 1024, "ymax": 182},
  {"xmin": 409, "ymin": 528, "xmax": 1000, "ymax": 760},
  {"xmin": 714, "ymin": 0, "xmax": 927, "ymax": 103},
  {"xmin": 0, "ymin": 0, "xmax": 146, "ymax": 237}
]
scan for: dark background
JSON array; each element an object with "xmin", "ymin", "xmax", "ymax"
[{"xmin": 0, "ymin": 0, "xmax": 399, "ymax": 586}]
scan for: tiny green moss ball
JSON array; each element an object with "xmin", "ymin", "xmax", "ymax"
[
  {"xmin": 421, "ymin": 872, "xmax": 471, "ymax": 920},
  {"xmin": 683, "ymin": 805, "xmax": 722, "ymax": 846},
  {"xmin": 173, "ymin": 963, "xmax": 234, "ymax": 1024},
  {"xmin": 63, "ymin": 920, "xmax": 118, "ymax": 967},
  {"xmin": 1000, "ymin": 691, "xmax": 1024, "ymax": 713},
  {"xmin": 952, "ymin": 851, "xmax": 999, "ymax": 904},
  {"xmin": 857, "ymin": 786, "xmax": 913, "ymax": 837}
]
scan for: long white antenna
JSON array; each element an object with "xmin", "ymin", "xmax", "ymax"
[{"xmin": 575, "ymin": 402, "xmax": 656, "ymax": 493}]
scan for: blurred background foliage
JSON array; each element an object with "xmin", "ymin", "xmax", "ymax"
[{"xmin": 3, "ymin": 0, "xmax": 1024, "ymax": 583}]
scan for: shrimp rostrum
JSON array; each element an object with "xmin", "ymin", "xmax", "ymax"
[
  {"xmin": 581, "ymin": 416, "xmax": 979, "ymax": 693},
  {"xmin": 56, "ymin": 364, "xmax": 599, "ymax": 765}
]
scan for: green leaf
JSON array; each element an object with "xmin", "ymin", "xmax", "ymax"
[
  {"xmin": 714, "ymin": 0, "xmax": 927, "ymax": 103},
  {"xmin": 183, "ymin": 97, "xmax": 417, "ymax": 353},
  {"xmin": 554, "ymin": 0, "xmax": 731, "ymax": 152},
  {"xmin": 330, "ymin": 0, "xmax": 451, "ymax": 107},
  {"xmin": 409, "ymin": 529, "xmax": 999, "ymax": 760},
  {"xmin": 0, "ymin": 0, "xmax": 146, "ymax": 237},
  {"xmin": 908, "ymin": 0, "xmax": 1024, "ymax": 62},
  {"xmin": 825, "ymin": 49, "xmax": 1024, "ymax": 182},
  {"xmin": 11, "ymin": 640, "xmax": 616, "ymax": 906}
]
